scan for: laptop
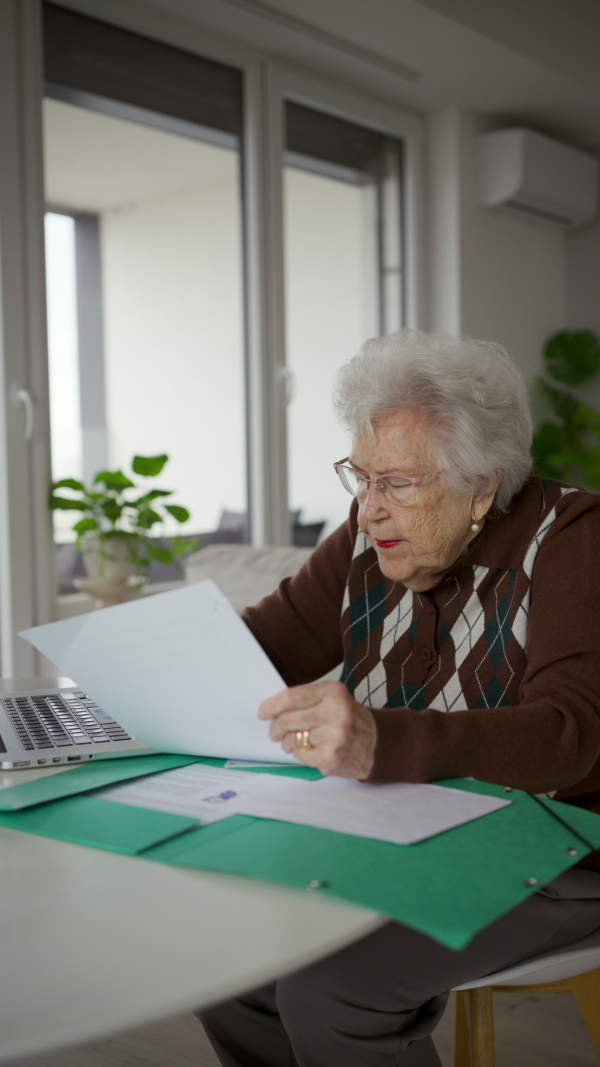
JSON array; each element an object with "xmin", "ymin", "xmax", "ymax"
[{"xmin": 0, "ymin": 685, "xmax": 152, "ymax": 770}]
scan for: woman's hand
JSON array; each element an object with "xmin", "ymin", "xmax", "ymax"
[{"xmin": 258, "ymin": 681, "xmax": 377, "ymax": 779}]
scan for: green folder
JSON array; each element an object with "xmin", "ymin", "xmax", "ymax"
[
  {"xmin": 0, "ymin": 793, "xmax": 198, "ymax": 854},
  {"xmin": 140, "ymin": 778, "xmax": 600, "ymax": 949},
  {"xmin": 0, "ymin": 755, "xmax": 319, "ymax": 857},
  {"xmin": 2, "ymin": 758, "xmax": 600, "ymax": 949},
  {"xmin": 0, "ymin": 752, "xmax": 202, "ymax": 811}
]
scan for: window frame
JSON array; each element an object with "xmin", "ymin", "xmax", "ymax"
[{"xmin": 246, "ymin": 64, "xmax": 425, "ymax": 545}]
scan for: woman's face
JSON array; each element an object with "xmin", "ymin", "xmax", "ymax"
[{"xmin": 351, "ymin": 411, "xmax": 496, "ymax": 592}]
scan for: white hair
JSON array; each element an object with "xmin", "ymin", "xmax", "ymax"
[{"xmin": 333, "ymin": 330, "xmax": 533, "ymax": 514}]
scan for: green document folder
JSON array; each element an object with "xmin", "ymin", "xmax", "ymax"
[
  {"xmin": 0, "ymin": 753, "xmax": 202, "ymax": 853},
  {"xmin": 1, "ymin": 759, "xmax": 600, "ymax": 949},
  {"xmin": 0, "ymin": 793, "xmax": 198, "ymax": 854},
  {"xmin": 0, "ymin": 753, "xmax": 201, "ymax": 810},
  {"xmin": 140, "ymin": 779, "xmax": 600, "ymax": 949}
]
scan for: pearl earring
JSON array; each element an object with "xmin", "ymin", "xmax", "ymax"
[{"xmin": 470, "ymin": 521, "xmax": 480, "ymax": 532}]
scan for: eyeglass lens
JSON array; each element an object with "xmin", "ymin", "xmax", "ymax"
[{"xmin": 337, "ymin": 466, "xmax": 416, "ymax": 506}]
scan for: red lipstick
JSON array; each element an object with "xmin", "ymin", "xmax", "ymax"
[{"xmin": 375, "ymin": 539, "xmax": 403, "ymax": 548}]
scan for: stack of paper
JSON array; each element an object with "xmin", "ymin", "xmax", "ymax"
[{"xmin": 98, "ymin": 763, "xmax": 510, "ymax": 844}]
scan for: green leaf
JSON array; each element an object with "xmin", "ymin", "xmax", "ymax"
[
  {"xmin": 577, "ymin": 401, "xmax": 600, "ymax": 436},
  {"xmin": 132, "ymin": 454, "xmax": 169, "ymax": 478},
  {"xmin": 171, "ymin": 535, "xmax": 198, "ymax": 558},
  {"xmin": 130, "ymin": 489, "xmax": 173, "ymax": 506},
  {"xmin": 72, "ymin": 517, "xmax": 99, "ymax": 536},
  {"xmin": 136, "ymin": 507, "xmax": 162, "ymax": 530},
  {"xmin": 537, "ymin": 382, "xmax": 600, "ymax": 441},
  {"xmin": 164, "ymin": 504, "xmax": 190, "ymax": 523},
  {"xmin": 578, "ymin": 448, "xmax": 600, "ymax": 489},
  {"xmin": 544, "ymin": 330, "xmax": 600, "ymax": 386},
  {"xmin": 48, "ymin": 496, "xmax": 91, "ymax": 512},
  {"xmin": 532, "ymin": 422, "xmax": 577, "ymax": 478},
  {"xmin": 101, "ymin": 499, "xmax": 124, "ymax": 523},
  {"xmin": 144, "ymin": 542, "xmax": 175, "ymax": 564},
  {"xmin": 52, "ymin": 477, "xmax": 86, "ymax": 492},
  {"xmin": 534, "ymin": 331, "xmax": 600, "ymax": 490},
  {"xmin": 93, "ymin": 469, "xmax": 135, "ymax": 490},
  {"xmin": 539, "ymin": 381, "xmax": 580, "ymax": 426},
  {"xmin": 96, "ymin": 531, "xmax": 136, "ymax": 547}
]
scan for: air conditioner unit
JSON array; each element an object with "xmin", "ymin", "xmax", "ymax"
[{"xmin": 478, "ymin": 128, "xmax": 599, "ymax": 228}]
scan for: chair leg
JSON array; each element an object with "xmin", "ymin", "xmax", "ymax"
[
  {"xmin": 568, "ymin": 968, "xmax": 600, "ymax": 1058},
  {"xmin": 469, "ymin": 987, "xmax": 495, "ymax": 1067},
  {"xmin": 453, "ymin": 991, "xmax": 471, "ymax": 1067}
]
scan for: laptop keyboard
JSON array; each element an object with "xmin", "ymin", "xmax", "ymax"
[{"xmin": 3, "ymin": 693, "xmax": 132, "ymax": 751}]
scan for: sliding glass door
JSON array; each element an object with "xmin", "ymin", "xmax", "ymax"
[
  {"xmin": 42, "ymin": 5, "xmax": 247, "ymax": 591},
  {"xmin": 284, "ymin": 103, "xmax": 405, "ymax": 538}
]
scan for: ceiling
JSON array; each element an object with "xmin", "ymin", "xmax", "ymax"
[
  {"xmin": 44, "ymin": 98, "xmax": 238, "ymax": 212},
  {"xmin": 416, "ymin": 0, "xmax": 600, "ymax": 97},
  {"xmin": 63, "ymin": 0, "xmax": 600, "ymax": 154}
]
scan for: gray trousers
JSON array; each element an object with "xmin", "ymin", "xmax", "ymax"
[{"xmin": 198, "ymin": 869, "xmax": 600, "ymax": 1067}]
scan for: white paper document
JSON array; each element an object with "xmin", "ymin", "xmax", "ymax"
[
  {"xmin": 224, "ymin": 759, "xmax": 290, "ymax": 769},
  {"xmin": 19, "ymin": 581, "xmax": 295, "ymax": 763},
  {"xmin": 227, "ymin": 776, "xmax": 510, "ymax": 845},
  {"xmin": 98, "ymin": 763, "xmax": 510, "ymax": 844},
  {"xmin": 97, "ymin": 764, "xmax": 268, "ymax": 825}
]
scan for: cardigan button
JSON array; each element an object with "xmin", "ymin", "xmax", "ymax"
[{"xmin": 420, "ymin": 648, "xmax": 433, "ymax": 662}]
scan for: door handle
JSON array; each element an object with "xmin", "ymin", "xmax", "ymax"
[
  {"xmin": 12, "ymin": 386, "xmax": 34, "ymax": 441},
  {"xmin": 279, "ymin": 367, "xmax": 295, "ymax": 406}
]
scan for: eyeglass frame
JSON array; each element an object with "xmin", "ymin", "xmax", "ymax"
[{"xmin": 333, "ymin": 458, "xmax": 439, "ymax": 504}]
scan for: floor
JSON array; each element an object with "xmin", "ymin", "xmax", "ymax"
[{"xmin": 5, "ymin": 991, "xmax": 598, "ymax": 1066}]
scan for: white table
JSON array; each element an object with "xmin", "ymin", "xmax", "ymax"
[{"xmin": 0, "ymin": 680, "xmax": 383, "ymax": 1063}]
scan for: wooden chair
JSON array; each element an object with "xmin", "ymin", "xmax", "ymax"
[{"xmin": 453, "ymin": 928, "xmax": 600, "ymax": 1066}]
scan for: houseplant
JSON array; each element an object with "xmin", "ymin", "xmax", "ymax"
[
  {"xmin": 49, "ymin": 453, "xmax": 197, "ymax": 605},
  {"xmin": 532, "ymin": 329, "xmax": 600, "ymax": 490}
]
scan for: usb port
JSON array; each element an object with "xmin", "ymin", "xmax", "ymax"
[{"xmin": 67, "ymin": 756, "xmax": 81, "ymax": 762}]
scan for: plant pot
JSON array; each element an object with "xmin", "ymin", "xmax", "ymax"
[
  {"xmin": 81, "ymin": 535, "xmax": 138, "ymax": 582},
  {"xmin": 77, "ymin": 536, "xmax": 145, "ymax": 608},
  {"xmin": 74, "ymin": 576, "xmax": 145, "ymax": 608}
]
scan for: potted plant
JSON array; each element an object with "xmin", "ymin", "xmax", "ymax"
[
  {"xmin": 532, "ymin": 329, "xmax": 600, "ymax": 489},
  {"xmin": 49, "ymin": 454, "xmax": 197, "ymax": 606}
]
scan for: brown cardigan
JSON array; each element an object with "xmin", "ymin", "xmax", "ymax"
[{"xmin": 243, "ymin": 477, "xmax": 600, "ymax": 871}]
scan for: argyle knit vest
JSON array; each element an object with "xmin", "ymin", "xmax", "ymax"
[{"xmin": 340, "ymin": 481, "xmax": 579, "ymax": 712}]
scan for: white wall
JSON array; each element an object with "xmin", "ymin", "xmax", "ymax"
[
  {"xmin": 101, "ymin": 170, "xmax": 246, "ymax": 535},
  {"xmin": 565, "ymin": 208, "xmax": 600, "ymax": 408},
  {"xmin": 428, "ymin": 109, "xmax": 568, "ymax": 381},
  {"xmin": 284, "ymin": 166, "xmax": 379, "ymax": 534},
  {"xmin": 566, "ymin": 212, "xmax": 600, "ymax": 338}
]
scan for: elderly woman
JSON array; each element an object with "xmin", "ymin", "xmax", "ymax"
[{"xmin": 200, "ymin": 331, "xmax": 600, "ymax": 1067}]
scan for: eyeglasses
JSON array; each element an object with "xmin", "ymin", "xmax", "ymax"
[{"xmin": 333, "ymin": 458, "xmax": 439, "ymax": 507}]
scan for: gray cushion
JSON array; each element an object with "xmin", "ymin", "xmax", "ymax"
[{"xmin": 184, "ymin": 544, "xmax": 312, "ymax": 612}]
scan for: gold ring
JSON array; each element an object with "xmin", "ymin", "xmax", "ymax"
[{"xmin": 295, "ymin": 729, "xmax": 313, "ymax": 751}]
